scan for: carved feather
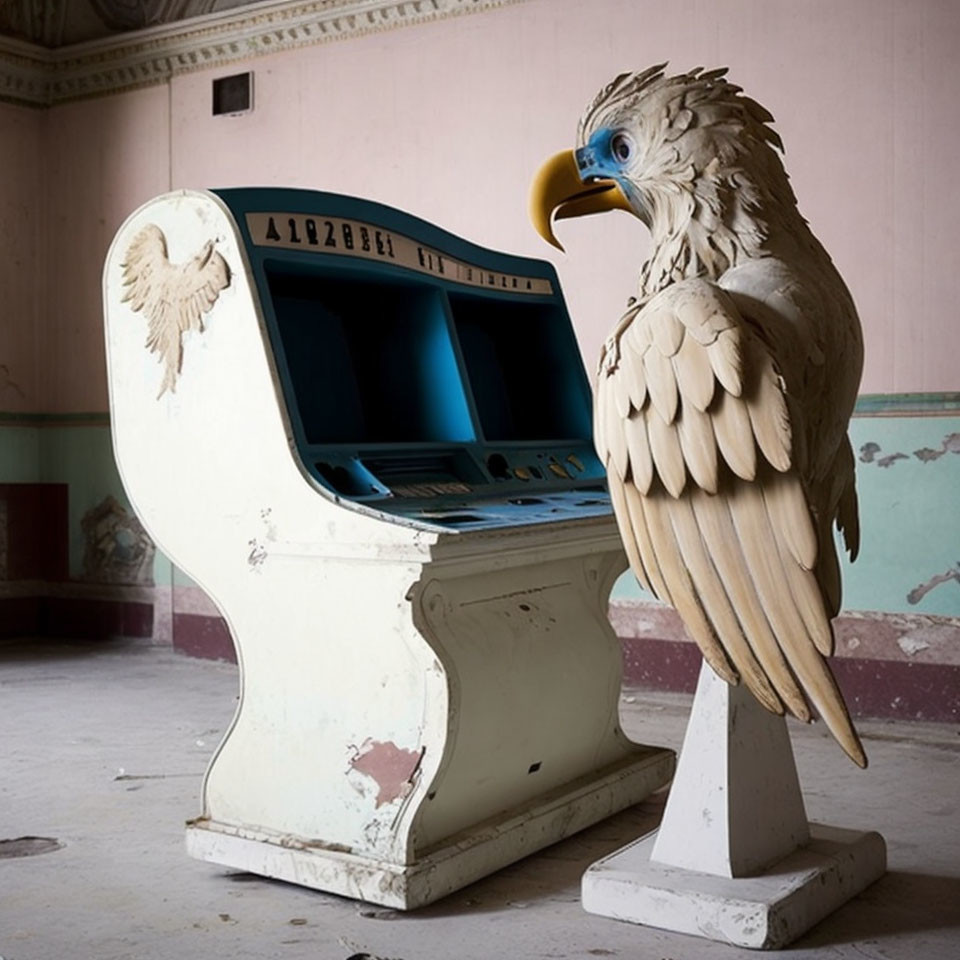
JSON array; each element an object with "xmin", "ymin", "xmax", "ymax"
[
  {"xmin": 675, "ymin": 404, "xmax": 718, "ymax": 493},
  {"xmin": 624, "ymin": 411, "xmax": 654, "ymax": 493},
  {"xmin": 712, "ymin": 390, "xmax": 756, "ymax": 481},
  {"xmin": 644, "ymin": 346, "xmax": 679, "ymax": 423},
  {"xmin": 689, "ymin": 486, "xmax": 811, "ymax": 721},
  {"xmin": 660, "ymin": 493, "xmax": 782, "ymax": 713},
  {"xmin": 673, "ymin": 332, "xmax": 716, "ymax": 410}
]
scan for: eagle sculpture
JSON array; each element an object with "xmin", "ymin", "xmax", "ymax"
[
  {"xmin": 530, "ymin": 65, "xmax": 866, "ymax": 767},
  {"xmin": 121, "ymin": 224, "xmax": 231, "ymax": 398}
]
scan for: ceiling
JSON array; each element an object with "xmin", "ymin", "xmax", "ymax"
[{"xmin": 0, "ymin": 0, "xmax": 265, "ymax": 47}]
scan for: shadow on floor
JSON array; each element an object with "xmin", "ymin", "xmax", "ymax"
[
  {"xmin": 0, "ymin": 636, "xmax": 170, "ymax": 663},
  {"xmin": 796, "ymin": 869, "xmax": 960, "ymax": 948}
]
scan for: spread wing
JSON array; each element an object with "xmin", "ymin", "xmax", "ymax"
[
  {"xmin": 121, "ymin": 224, "xmax": 231, "ymax": 397},
  {"xmin": 597, "ymin": 277, "xmax": 865, "ymax": 767}
]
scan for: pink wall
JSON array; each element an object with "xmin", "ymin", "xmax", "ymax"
[
  {"xmin": 43, "ymin": 85, "xmax": 170, "ymax": 412},
  {"xmin": 0, "ymin": 101, "xmax": 42, "ymax": 412},
  {"xmin": 10, "ymin": 0, "xmax": 960, "ymax": 412}
]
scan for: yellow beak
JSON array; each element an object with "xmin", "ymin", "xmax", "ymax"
[{"xmin": 529, "ymin": 149, "xmax": 634, "ymax": 251}]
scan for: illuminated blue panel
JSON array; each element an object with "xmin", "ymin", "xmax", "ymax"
[{"xmin": 214, "ymin": 187, "xmax": 610, "ymax": 530}]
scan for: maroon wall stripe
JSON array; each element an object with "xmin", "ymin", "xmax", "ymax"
[
  {"xmin": 0, "ymin": 483, "xmax": 69, "ymax": 582},
  {"xmin": 173, "ymin": 613, "xmax": 237, "ymax": 663},
  {"xmin": 619, "ymin": 635, "xmax": 960, "ymax": 723},
  {"xmin": 40, "ymin": 597, "xmax": 154, "ymax": 640},
  {"xmin": 0, "ymin": 596, "xmax": 42, "ymax": 638}
]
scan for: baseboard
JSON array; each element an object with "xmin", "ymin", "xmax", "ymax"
[
  {"xmin": 612, "ymin": 600, "xmax": 960, "ymax": 723},
  {"xmin": 173, "ymin": 612, "xmax": 236, "ymax": 663}
]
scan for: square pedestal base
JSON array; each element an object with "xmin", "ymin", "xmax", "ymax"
[{"xmin": 582, "ymin": 823, "xmax": 886, "ymax": 949}]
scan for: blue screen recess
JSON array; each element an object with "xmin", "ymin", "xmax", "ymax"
[{"xmin": 214, "ymin": 187, "xmax": 611, "ymax": 531}]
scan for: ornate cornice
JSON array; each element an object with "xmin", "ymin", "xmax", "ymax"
[
  {"xmin": 0, "ymin": 0, "xmax": 527, "ymax": 107},
  {"xmin": 0, "ymin": 34, "xmax": 51, "ymax": 105}
]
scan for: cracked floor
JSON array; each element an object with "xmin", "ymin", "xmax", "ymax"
[{"xmin": 2, "ymin": 638, "xmax": 959, "ymax": 960}]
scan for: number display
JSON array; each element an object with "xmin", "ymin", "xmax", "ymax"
[{"xmin": 247, "ymin": 212, "xmax": 553, "ymax": 295}]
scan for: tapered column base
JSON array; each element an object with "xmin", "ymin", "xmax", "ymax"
[{"xmin": 582, "ymin": 823, "xmax": 886, "ymax": 950}]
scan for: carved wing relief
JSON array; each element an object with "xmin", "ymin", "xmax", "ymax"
[{"xmin": 120, "ymin": 223, "xmax": 231, "ymax": 398}]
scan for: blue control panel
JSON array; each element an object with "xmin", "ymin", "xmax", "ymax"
[{"xmin": 215, "ymin": 187, "xmax": 611, "ymax": 530}]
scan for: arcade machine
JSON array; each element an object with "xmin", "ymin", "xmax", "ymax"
[{"xmin": 102, "ymin": 188, "xmax": 674, "ymax": 908}]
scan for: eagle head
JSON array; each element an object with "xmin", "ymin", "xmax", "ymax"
[{"xmin": 530, "ymin": 64, "xmax": 792, "ymax": 253}]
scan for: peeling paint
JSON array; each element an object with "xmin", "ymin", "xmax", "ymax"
[
  {"xmin": 349, "ymin": 740, "xmax": 423, "ymax": 808},
  {"xmin": 860, "ymin": 432, "xmax": 960, "ymax": 468},
  {"xmin": 259, "ymin": 506, "xmax": 277, "ymax": 540},
  {"xmin": 907, "ymin": 564, "xmax": 960, "ymax": 605},
  {"xmin": 247, "ymin": 537, "xmax": 267, "ymax": 571},
  {"xmin": 897, "ymin": 636, "xmax": 931, "ymax": 657},
  {"xmin": 916, "ymin": 433, "xmax": 960, "ymax": 462},
  {"xmin": 859, "ymin": 442, "xmax": 881, "ymax": 463}
]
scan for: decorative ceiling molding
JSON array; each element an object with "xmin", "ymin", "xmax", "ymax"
[{"xmin": 0, "ymin": 0, "xmax": 526, "ymax": 107}]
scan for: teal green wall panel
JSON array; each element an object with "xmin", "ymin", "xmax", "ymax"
[
  {"xmin": 0, "ymin": 425, "xmax": 40, "ymax": 483},
  {"xmin": 842, "ymin": 415, "xmax": 960, "ymax": 617},
  {"xmin": 36, "ymin": 426, "xmax": 137, "ymax": 580},
  {"xmin": 0, "ymin": 420, "xmax": 172, "ymax": 586},
  {"xmin": 172, "ymin": 564, "xmax": 200, "ymax": 587}
]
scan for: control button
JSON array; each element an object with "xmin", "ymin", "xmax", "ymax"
[
  {"xmin": 487, "ymin": 453, "xmax": 510, "ymax": 480},
  {"xmin": 514, "ymin": 467, "xmax": 532, "ymax": 481},
  {"xmin": 566, "ymin": 454, "xmax": 585, "ymax": 472}
]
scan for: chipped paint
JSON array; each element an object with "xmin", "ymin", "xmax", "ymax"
[
  {"xmin": 907, "ymin": 564, "xmax": 960, "ymax": 604},
  {"xmin": 897, "ymin": 635, "xmax": 931, "ymax": 657},
  {"xmin": 612, "ymin": 600, "xmax": 960, "ymax": 668},
  {"xmin": 914, "ymin": 432, "xmax": 960, "ymax": 462},
  {"xmin": 859, "ymin": 432, "xmax": 960, "ymax": 468},
  {"xmin": 858, "ymin": 441, "xmax": 881, "ymax": 463},
  {"xmin": 349, "ymin": 740, "xmax": 424, "ymax": 808},
  {"xmin": 259, "ymin": 506, "xmax": 277, "ymax": 540},
  {"xmin": 247, "ymin": 537, "xmax": 267, "ymax": 571}
]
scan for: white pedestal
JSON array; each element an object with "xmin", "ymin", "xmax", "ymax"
[
  {"xmin": 583, "ymin": 824, "xmax": 886, "ymax": 949},
  {"xmin": 582, "ymin": 663, "xmax": 886, "ymax": 948}
]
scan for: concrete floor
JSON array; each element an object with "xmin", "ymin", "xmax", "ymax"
[{"xmin": 1, "ymin": 639, "xmax": 959, "ymax": 960}]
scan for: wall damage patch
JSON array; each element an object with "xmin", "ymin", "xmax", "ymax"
[
  {"xmin": 349, "ymin": 740, "xmax": 423, "ymax": 808},
  {"xmin": 908, "ymin": 564, "xmax": 960, "ymax": 605},
  {"xmin": 859, "ymin": 433, "xmax": 960, "ymax": 468},
  {"xmin": 81, "ymin": 495, "xmax": 155, "ymax": 585}
]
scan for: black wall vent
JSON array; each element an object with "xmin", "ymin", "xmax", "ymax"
[{"xmin": 213, "ymin": 72, "xmax": 253, "ymax": 116}]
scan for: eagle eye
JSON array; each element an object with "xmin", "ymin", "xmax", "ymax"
[{"xmin": 610, "ymin": 131, "xmax": 634, "ymax": 164}]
